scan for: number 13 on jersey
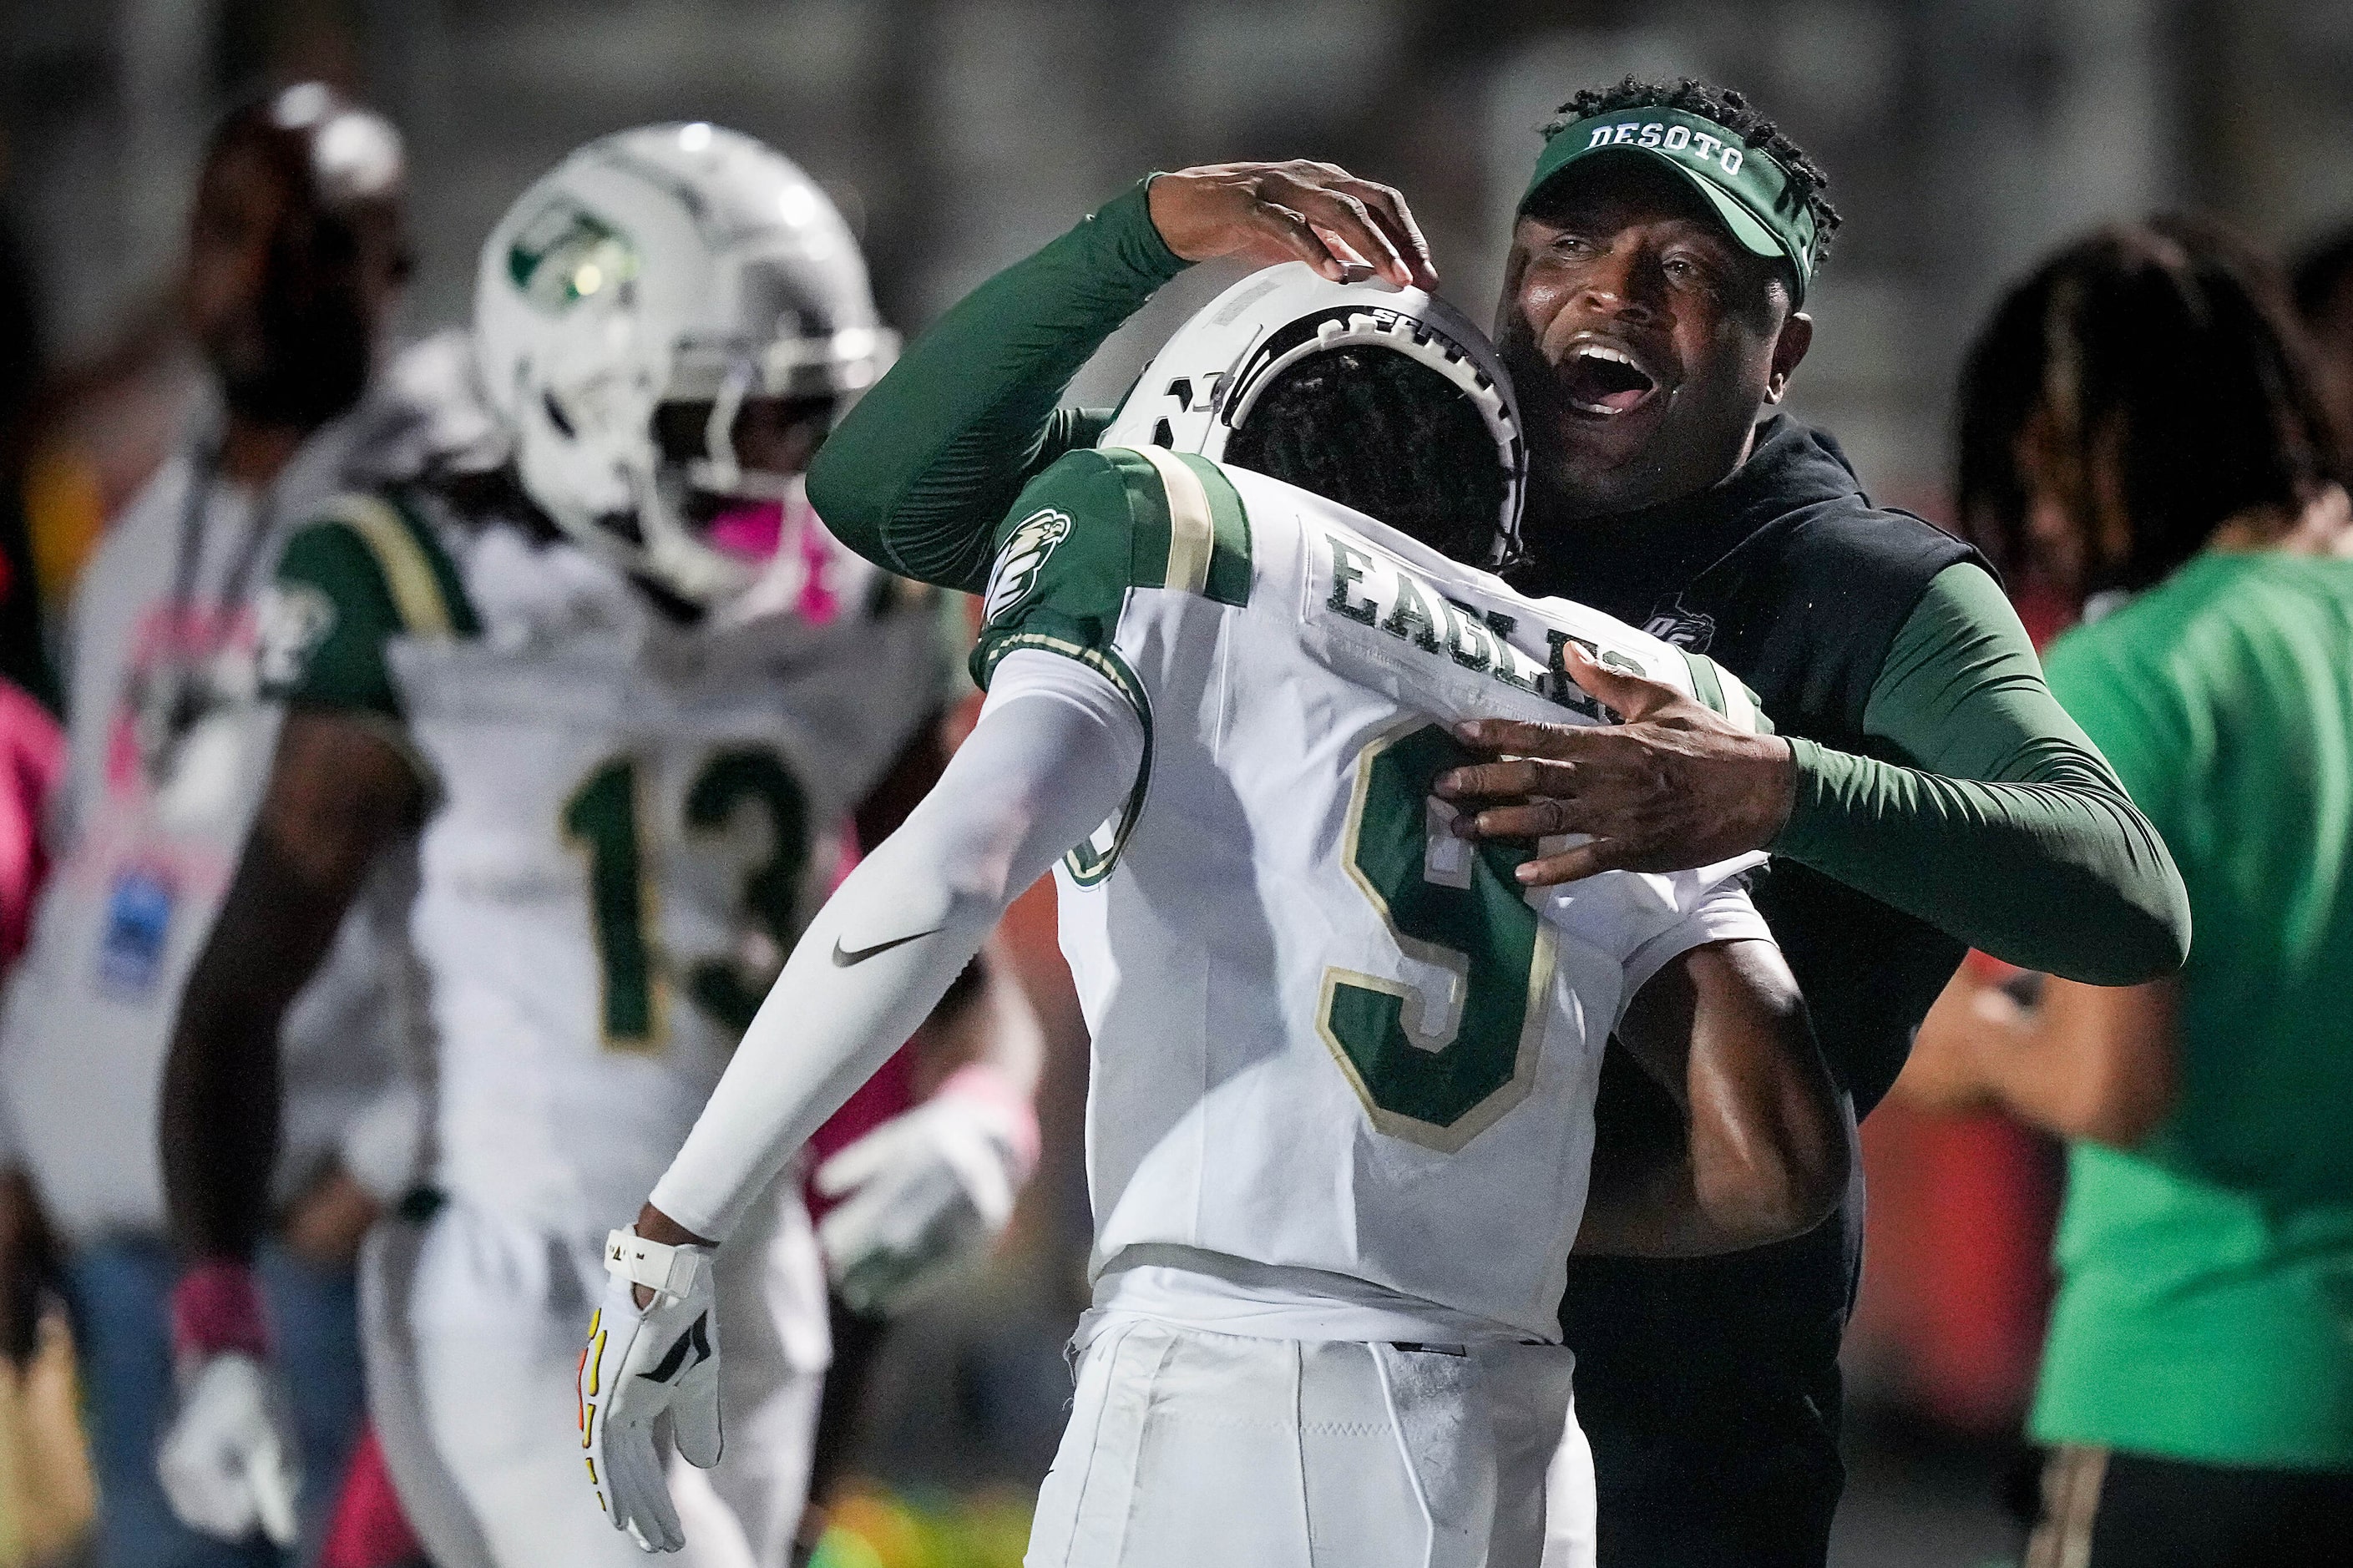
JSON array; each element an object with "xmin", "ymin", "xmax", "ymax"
[
  {"xmin": 563, "ymin": 746, "xmax": 813, "ymax": 1052},
  {"xmin": 1318, "ymin": 722, "xmax": 1557, "ymax": 1153}
]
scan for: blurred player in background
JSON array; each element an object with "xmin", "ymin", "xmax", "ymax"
[
  {"xmin": 1902, "ymin": 219, "xmax": 2353, "ymax": 1567},
  {"xmin": 154, "ymin": 124, "xmax": 1041, "ymax": 1568},
  {"xmin": 801, "ymin": 76, "xmax": 2189, "ymax": 1566},
  {"xmin": 0, "ymin": 83, "xmax": 424, "ymax": 1568},
  {"xmin": 584, "ymin": 263, "xmax": 1851, "ymax": 1567}
]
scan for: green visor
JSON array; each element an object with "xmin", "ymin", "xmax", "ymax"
[{"xmin": 1521, "ymin": 107, "xmax": 1821, "ymax": 301}]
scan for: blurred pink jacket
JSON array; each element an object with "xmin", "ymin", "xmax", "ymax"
[{"xmin": 0, "ymin": 678, "xmax": 61, "ymax": 965}]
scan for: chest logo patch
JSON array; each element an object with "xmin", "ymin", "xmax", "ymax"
[
  {"xmin": 983, "ymin": 508, "xmax": 1073, "ymax": 625},
  {"xmin": 1641, "ymin": 594, "xmax": 1716, "ymax": 653}
]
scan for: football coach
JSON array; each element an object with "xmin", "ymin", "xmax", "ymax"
[{"xmin": 804, "ymin": 74, "xmax": 2190, "ymax": 1568}]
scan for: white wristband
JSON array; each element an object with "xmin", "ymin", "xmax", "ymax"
[{"xmin": 604, "ymin": 1228, "xmax": 707, "ymax": 1301}]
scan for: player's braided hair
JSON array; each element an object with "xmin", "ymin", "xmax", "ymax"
[
  {"xmin": 1956, "ymin": 215, "xmax": 2345, "ymax": 598},
  {"xmin": 1222, "ymin": 346, "xmax": 1509, "ymax": 564},
  {"xmin": 1541, "ymin": 77, "xmax": 1843, "ymax": 268}
]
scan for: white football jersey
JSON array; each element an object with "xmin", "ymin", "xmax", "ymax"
[
  {"xmin": 974, "ymin": 446, "xmax": 1769, "ymax": 1341},
  {"xmin": 265, "ymin": 493, "xmax": 953, "ymax": 1237}
]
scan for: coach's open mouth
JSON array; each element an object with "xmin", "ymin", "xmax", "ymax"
[{"xmin": 1560, "ymin": 340, "xmax": 1662, "ymax": 417}]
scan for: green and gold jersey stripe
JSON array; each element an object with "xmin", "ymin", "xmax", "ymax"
[
  {"xmin": 1679, "ymin": 646, "xmax": 1728, "ymax": 718},
  {"xmin": 1189, "ymin": 453, "xmax": 1252, "ymax": 606},
  {"xmin": 311, "ymin": 492, "xmax": 481, "ymax": 639},
  {"xmin": 1674, "ymin": 646, "xmax": 1769, "ymax": 735},
  {"xmin": 1099, "ymin": 447, "xmax": 1252, "ymax": 608},
  {"xmin": 1133, "ymin": 443, "xmax": 1214, "ymax": 594}
]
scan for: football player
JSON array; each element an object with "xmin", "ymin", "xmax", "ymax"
[
  {"xmin": 582, "ymin": 266, "xmax": 1849, "ymax": 1565},
  {"xmin": 154, "ymin": 124, "xmax": 1041, "ymax": 1568}
]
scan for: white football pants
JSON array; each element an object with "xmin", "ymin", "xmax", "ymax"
[
  {"xmin": 1538, "ymin": 1413, "xmax": 1597, "ymax": 1568},
  {"xmin": 361, "ymin": 1191, "xmax": 828, "ymax": 1568},
  {"xmin": 1025, "ymin": 1314, "xmax": 1582, "ymax": 1568}
]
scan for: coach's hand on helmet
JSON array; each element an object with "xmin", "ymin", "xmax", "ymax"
[
  {"xmin": 1437, "ymin": 643, "xmax": 1796, "ymax": 885},
  {"xmin": 1147, "ymin": 162, "xmax": 1438, "ymax": 290}
]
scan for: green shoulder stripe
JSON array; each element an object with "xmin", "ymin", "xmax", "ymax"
[
  {"xmin": 1678, "ymin": 646, "xmax": 1728, "ymax": 717},
  {"xmin": 261, "ymin": 492, "xmax": 474, "ymax": 720},
  {"xmin": 311, "ymin": 492, "xmax": 481, "ymax": 637},
  {"xmin": 1103, "ymin": 446, "xmax": 1252, "ymax": 608},
  {"xmin": 1675, "ymin": 646, "xmax": 1771, "ymax": 735},
  {"xmin": 972, "ymin": 448, "xmax": 1253, "ymax": 657}
]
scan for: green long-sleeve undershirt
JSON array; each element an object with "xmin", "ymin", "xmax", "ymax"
[
  {"xmin": 1782, "ymin": 562, "xmax": 2187, "ymax": 983},
  {"xmin": 808, "ymin": 182, "xmax": 1183, "ymax": 594},
  {"xmin": 808, "ymin": 181, "xmax": 2189, "ymax": 988}
]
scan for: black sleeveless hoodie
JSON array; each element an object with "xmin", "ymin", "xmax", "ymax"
[{"xmin": 1516, "ymin": 415, "xmax": 1982, "ymax": 1437}]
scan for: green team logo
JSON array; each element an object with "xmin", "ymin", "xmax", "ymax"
[
  {"xmin": 983, "ymin": 508, "xmax": 1073, "ymax": 625},
  {"xmin": 507, "ymin": 200, "xmax": 640, "ymax": 316}
]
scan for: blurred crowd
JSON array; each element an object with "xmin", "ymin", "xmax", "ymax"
[{"xmin": 0, "ymin": 3, "xmax": 2350, "ymax": 1567}]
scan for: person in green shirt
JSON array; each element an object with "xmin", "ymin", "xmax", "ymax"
[
  {"xmin": 806, "ymin": 76, "xmax": 2189, "ymax": 1565},
  {"xmin": 1900, "ymin": 218, "xmax": 2353, "ymax": 1565}
]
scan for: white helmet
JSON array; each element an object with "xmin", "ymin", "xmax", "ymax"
[
  {"xmin": 474, "ymin": 123, "xmax": 898, "ymax": 605},
  {"xmin": 1101, "ymin": 262, "xmax": 1526, "ymax": 567}
]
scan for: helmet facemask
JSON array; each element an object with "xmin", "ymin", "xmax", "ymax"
[
  {"xmin": 633, "ymin": 345, "xmax": 853, "ymax": 610},
  {"xmin": 534, "ymin": 330, "xmax": 890, "ymax": 615}
]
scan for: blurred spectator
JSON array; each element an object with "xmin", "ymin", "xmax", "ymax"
[
  {"xmin": 0, "ymin": 214, "xmax": 50, "ymax": 713},
  {"xmin": 0, "ymin": 672, "xmax": 61, "ymax": 1382},
  {"xmin": 0, "ymin": 84, "xmax": 429, "ymax": 1568},
  {"xmin": 0, "ymin": 680, "xmax": 57, "ymax": 969},
  {"xmin": 0, "ymin": 675, "xmax": 82, "ymax": 1568},
  {"xmin": 2292, "ymin": 225, "xmax": 2353, "ymax": 434},
  {"xmin": 1900, "ymin": 218, "xmax": 2353, "ymax": 1565}
]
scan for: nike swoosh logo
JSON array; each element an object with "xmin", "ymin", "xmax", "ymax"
[{"xmin": 831, "ymin": 928, "xmax": 944, "ymax": 967}]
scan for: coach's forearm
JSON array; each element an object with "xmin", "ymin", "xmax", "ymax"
[
  {"xmin": 807, "ymin": 181, "xmax": 1185, "ymax": 594},
  {"xmin": 1774, "ymin": 564, "xmax": 2189, "ymax": 984}
]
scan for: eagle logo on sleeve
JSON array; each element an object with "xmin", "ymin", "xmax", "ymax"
[
  {"xmin": 253, "ymin": 583, "xmax": 337, "ymax": 691},
  {"xmin": 982, "ymin": 508, "xmax": 1073, "ymax": 626}
]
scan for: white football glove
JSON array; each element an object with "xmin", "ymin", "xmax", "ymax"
[
  {"xmin": 157, "ymin": 1352, "xmax": 301, "ymax": 1548},
  {"xmin": 816, "ymin": 1066, "xmax": 1039, "ymax": 1316},
  {"xmin": 579, "ymin": 1229, "xmax": 721, "ymax": 1554}
]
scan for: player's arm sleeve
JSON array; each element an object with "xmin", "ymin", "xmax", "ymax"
[
  {"xmin": 806, "ymin": 180, "xmax": 1187, "ymax": 594},
  {"xmin": 649, "ymin": 650, "xmax": 1143, "ymax": 1242},
  {"xmin": 1771, "ymin": 561, "xmax": 2190, "ymax": 984}
]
